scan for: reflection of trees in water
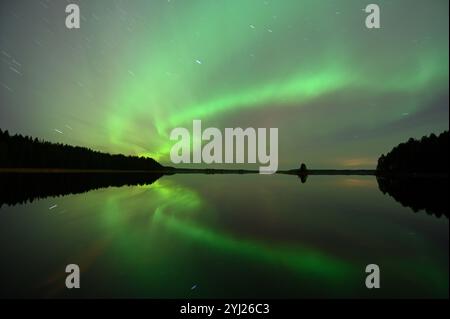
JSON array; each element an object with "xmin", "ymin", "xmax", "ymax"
[
  {"xmin": 298, "ymin": 174, "xmax": 308, "ymax": 183},
  {"xmin": 296, "ymin": 173, "xmax": 448, "ymax": 219},
  {"xmin": 0, "ymin": 173, "xmax": 162, "ymax": 208},
  {"xmin": 2, "ymin": 172, "xmax": 448, "ymax": 220},
  {"xmin": 377, "ymin": 176, "xmax": 448, "ymax": 219}
]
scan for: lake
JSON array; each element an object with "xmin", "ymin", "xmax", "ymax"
[{"xmin": 0, "ymin": 173, "xmax": 448, "ymax": 298}]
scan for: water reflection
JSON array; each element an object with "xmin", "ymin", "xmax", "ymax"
[
  {"xmin": 0, "ymin": 173, "xmax": 448, "ymax": 298},
  {"xmin": 0, "ymin": 173, "xmax": 162, "ymax": 208},
  {"xmin": 376, "ymin": 176, "xmax": 448, "ymax": 218},
  {"xmin": 298, "ymin": 174, "xmax": 308, "ymax": 183},
  {"xmin": 0, "ymin": 173, "xmax": 358, "ymax": 286},
  {"xmin": 2, "ymin": 173, "xmax": 447, "ymax": 219}
]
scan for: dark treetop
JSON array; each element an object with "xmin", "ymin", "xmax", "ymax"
[
  {"xmin": 0, "ymin": 129, "xmax": 162, "ymax": 170},
  {"xmin": 376, "ymin": 131, "xmax": 449, "ymax": 176}
]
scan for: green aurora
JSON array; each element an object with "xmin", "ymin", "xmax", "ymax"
[{"xmin": 0, "ymin": 0, "xmax": 448, "ymax": 168}]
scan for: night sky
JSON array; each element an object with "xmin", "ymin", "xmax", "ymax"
[{"xmin": 0, "ymin": 0, "xmax": 448, "ymax": 169}]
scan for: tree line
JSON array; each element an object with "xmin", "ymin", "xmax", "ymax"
[
  {"xmin": 377, "ymin": 131, "xmax": 448, "ymax": 175},
  {"xmin": 0, "ymin": 129, "xmax": 162, "ymax": 170}
]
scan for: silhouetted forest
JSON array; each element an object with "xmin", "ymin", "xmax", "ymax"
[
  {"xmin": 0, "ymin": 129, "xmax": 162, "ymax": 170},
  {"xmin": 377, "ymin": 131, "xmax": 449, "ymax": 175},
  {"xmin": 0, "ymin": 172, "xmax": 162, "ymax": 208}
]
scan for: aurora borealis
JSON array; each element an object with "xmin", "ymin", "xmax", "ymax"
[{"xmin": 0, "ymin": 0, "xmax": 448, "ymax": 168}]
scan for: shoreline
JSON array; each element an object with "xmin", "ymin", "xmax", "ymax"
[
  {"xmin": 0, "ymin": 168, "xmax": 447, "ymax": 178},
  {"xmin": 0, "ymin": 168, "xmax": 170, "ymax": 174},
  {"xmin": 0, "ymin": 167, "xmax": 375, "ymax": 175}
]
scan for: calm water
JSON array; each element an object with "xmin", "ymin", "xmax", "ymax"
[{"xmin": 0, "ymin": 174, "xmax": 448, "ymax": 298}]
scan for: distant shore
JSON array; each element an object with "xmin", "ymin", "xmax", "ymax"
[
  {"xmin": 279, "ymin": 169, "xmax": 376, "ymax": 175},
  {"xmin": 1, "ymin": 168, "xmax": 448, "ymax": 178},
  {"xmin": 0, "ymin": 167, "xmax": 376, "ymax": 175},
  {"xmin": 0, "ymin": 168, "xmax": 171, "ymax": 174}
]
